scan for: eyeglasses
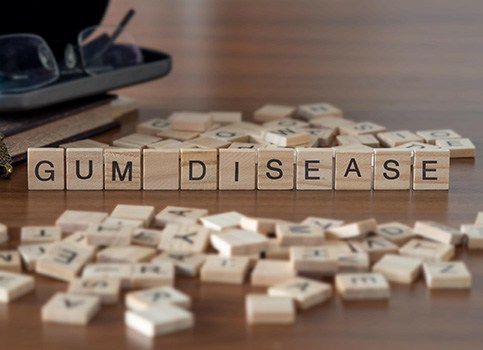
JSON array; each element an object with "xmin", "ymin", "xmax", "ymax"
[{"xmin": 0, "ymin": 9, "xmax": 143, "ymax": 94}]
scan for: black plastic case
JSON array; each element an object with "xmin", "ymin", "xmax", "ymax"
[{"xmin": 0, "ymin": 0, "xmax": 171, "ymax": 112}]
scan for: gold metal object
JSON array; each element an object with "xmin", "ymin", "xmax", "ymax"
[{"xmin": 0, "ymin": 133, "xmax": 13, "ymax": 179}]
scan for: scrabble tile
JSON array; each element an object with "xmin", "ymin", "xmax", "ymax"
[
  {"xmin": 253, "ymin": 104, "xmax": 295, "ymax": 122},
  {"xmin": 112, "ymin": 133, "xmax": 162, "ymax": 149},
  {"xmin": 125, "ymin": 303, "xmax": 194, "ymax": 338},
  {"xmin": 268, "ymin": 277, "xmax": 332, "ymax": 310},
  {"xmin": 335, "ymin": 273, "xmax": 390, "ymax": 300},
  {"xmin": 416, "ymin": 129, "xmax": 462, "ymax": 145},
  {"xmin": 41, "ymin": 292, "xmax": 101, "ymax": 325},
  {"xmin": 110, "ymin": 204, "xmax": 155, "ymax": 227},
  {"xmin": 245, "ymin": 294, "xmax": 295, "ymax": 324},
  {"xmin": 435, "ymin": 138, "xmax": 476, "ymax": 158},
  {"xmin": 36, "ymin": 243, "xmax": 96, "ymax": 281},
  {"xmin": 251, "ymin": 260, "xmax": 295, "ymax": 286},
  {"xmin": 240, "ymin": 217, "xmax": 290, "ymax": 235},
  {"xmin": 413, "ymin": 221, "xmax": 464, "ymax": 245},
  {"xmin": 275, "ymin": 223, "xmax": 325, "ymax": 246},
  {"xmin": 59, "ymin": 139, "xmax": 109, "ymax": 149},
  {"xmin": 264, "ymin": 127, "xmax": 311, "ymax": 147},
  {"xmin": 85, "ymin": 223, "xmax": 133, "ymax": 247},
  {"xmin": 332, "ymin": 144, "xmax": 374, "ymax": 154},
  {"xmin": 61, "ymin": 232, "xmax": 88, "ymax": 246},
  {"xmin": 158, "ymin": 224, "xmax": 210, "ymax": 253},
  {"xmin": 126, "ymin": 286, "xmax": 191, "ymax": 311},
  {"xmin": 203, "ymin": 128, "xmax": 250, "ymax": 143},
  {"xmin": 399, "ymin": 239, "xmax": 454, "ymax": 262},
  {"xmin": 460, "ymin": 224, "xmax": 483, "ymax": 249},
  {"xmin": 157, "ymin": 127, "xmax": 200, "ymax": 141},
  {"xmin": 210, "ymin": 111, "xmax": 243, "ymax": 125},
  {"xmin": 375, "ymin": 222, "xmax": 416, "ymax": 245},
  {"xmin": 395, "ymin": 141, "xmax": 441, "ymax": 150},
  {"xmin": 142, "ymin": 149, "xmax": 179, "ymax": 190},
  {"xmin": 0, "ymin": 251, "xmax": 21, "ymax": 272},
  {"xmin": 297, "ymin": 102, "xmax": 343, "ymax": 120},
  {"xmin": 68, "ymin": 278, "xmax": 121, "ymax": 304},
  {"xmin": 132, "ymin": 228, "xmax": 162, "ymax": 247},
  {"xmin": 0, "ymin": 223, "xmax": 7, "ymax": 245},
  {"xmin": 103, "ymin": 218, "xmax": 144, "ymax": 229},
  {"xmin": 82, "ymin": 263, "xmax": 132, "ymax": 288},
  {"xmin": 185, "ymin": 136, "xmax": 231, "ymax": 149},
  {"xmin": 210, "ymin": 229, "xmax": 269, "ymax": 256},
  {"xmin": 66, "ymin": 148, "xmax": 104, "ymax": 190},
  {"xmin": 376, "ymin": 130, "xmax": 424, "ymax": 147},
  {"xmin": 20, "ymin": 226, "xmax": 61, "ymax": 244},
  {"xmin": 200, "ymin": 256, "xmax": 250, "ymax": 284},
  {"xmin": 265, "ymin": 240, "xmax": 291, "ymax": 260},
  {"xmin": 336, "ymin": 134, "xmax": 380, "ymax": 147},
  {"xmin": 27, "ymin": 148, "xmax": 65, "ymax": 190},
  {"xmin": 147, "ymin": 139, "xmax": 185, "ymax": 150},
  {"xmin": 412, "ymin": 149, "xmax": 450, "ymax": 190},
  {"xmin": 218, "ymin": 149, "xmax": 257, "ymax": 190},
  {"xmin": 372, "ymin": 254, "xmax": 422, "ymax": 284},
  {"xmin": 152, "ymin": 252, "xmax": 206, "ymax": 277},
  {"xmin": 97, "ymin": 246, "xmax": 157, "ymax": 263},
  {"xmin": 171, "ymin": 112, "xmax": 213, "ymax": 132},
  {"xmin": 130, "ymin": 262, "xmax": 175, "ymax": 288},
  {"xmin": 154, "ymin": 206, "xmax": 208, "ymax": 227},
  {"xmin": 0, "ymin": 270, "xmax": 35, "ymax": 303},
  {"xmin": 17, "ymin": 243, "xmax": 52, "ymax": 271},
  {"xmin": 228, "ymin": 142, "xmax": 263, "ymax": 149},
  {"xmin": 326, "ymin": 218, "xmax": 377, "ymax": 240},
  {"xmin": 180, "ymin": 148, "xmax": 217, "ymax": 190},
  {"xmin": 263, "ymin": 118, "xmax": 309, "ymax": 129},
  {"xmin": 334, "ymin": 148, "xmax": 373, "ymax": 190},
  {"xmin": 349, "ymin": 236, "xmax": 399, "ymax": 263},
  {"xmin": 136, "ymin": 118, "xmax": 171, "ymax": 136},
  {"xmin": 309, "ymin": 116, "xmax": 354, "ymax": 132},
  {"xmin": 339, "ymin": 122, "xmax": 387, "ymax": 136},
  {"xmin": 423, "ymin": 262, "xmax": 471, "ymax": 289},
  {"xmin": 290, "ymin": 246, "xmax": 338, "ymax": 275},
  {"xmin": 320, "ymin": 240, "xmax": 356, "ymax": 254},
  {"xmin": 104, "ymin": 148, "xmax": 141, "ymax": 190},
  {"xmin": 55, "ymin": 210, "xmax": 108, "ymax": 234},
  {"xmin": 476, "ymin": 212, "xmax": 483, "ymax": 225},
  {"xmin": 301, "ymin": 217, "xmax": 345, "ymax": 231},
  {"xmin": 295, "ymin": 148, "xmax": 333, "ymax": 190},
  {"xmin": 200, "ymin": 211, "xmax": 244, "ymax": 231},
  {"xmin": 336, "ymin": 252, "xmax": 370, "ymax": 272},
  {"xmin": 373, "ymin": 148, "xmax": 412, "ymax": 190},
  {"xmin": 257, "ymin": 148, "xmax": 295, "ymax": 190}
]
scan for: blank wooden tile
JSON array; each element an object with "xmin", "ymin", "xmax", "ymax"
[
  {"xmin": 296, "ymin": 148, "xmax": 333, "ymax": 190},
  {"xmin": 460, "ymin": 224, "xmax": 483, "ymax": 249},
  {"xmin": 142, "ymin": 149, "xmax": 179, "ymax": 190},
  {"xmin": 210, "ymin": 111, "xmax": 243, "ymax": 125},
  {"xmin": 336, "ymin": 252, "xmax": 370, "ymax": 272},
  {"xmin": 376, "ymin": 130, "xmax": 424, "ymax": 147},
  {"xmin": 126, "ymin": 286, "xmax": 191, "ymax": 311},
  {"xmin": 17, "ymin": 243, "xmax": 52, "ymax": 271},
  {"xmin": 0, "ymin": 223, "xmax": 7, "ymax": 245},
  {"xmin": 0, "ymin": 270, "xmax": 35, "ymax": 303},
  {"xmin": 290, "ymin": 246, "xmax": 338, "ymax": 275},
  {"xmin": 349, "ymin": 236, "xmax": 399, "ymax": 263},
  {"xmin": 268, "ymin": 277, "xmax": 332, "ymax": 310},
  {"xmin": 104, "ymin": 148, "xmax": 141, "ymax": 190},
  {"xmin": 375, "ymin": 222, "xmax": 416, "ymax": 245},
  {"xmin": 55, "ymin": 210, "xmax": 108, "ymax": 234},
  {"xmin": 423, "ymin": 262, "xmax": 471, "ymax": 289},
  {"xmin": 171, "ymin": 112, "xmax": 213, "ymax": 132},
  {"xmin": 200, "ymin": 211, "xmax": 244, "ymax": 231},
  {"xmin": 309, "ymin": 116, "xmax": 354, "ymax": 132},
  {"xmin": 20, "ymin": 226, "xmax": 61, "ymax": 244},
  {"xmin": 130, "ymin": 262, "xmax": 175, "ymax": 289},
  {"xmin": 413, "ymin": 221, "xmax": 464, "ymax": 245},
  {"xmin": 335, "ymin": 273, "xmax": 390, "ymax": 300},
  {"xmin": 257, "ymin": 148, "xmax": 295, "ymax": 190},
  {"xmin": 326, "ymin": 218, "xmax": 377, "ymax": 240},
  {"xmin": 136, "ymin": 118, "xmax": 171, "ymax": 136},
  {"xmin": 0, "ymin": 251, "xmax": 21, "ymax": 272},
  {"xmin": 276, "ymin": 223, "xmax": 325, "ymax": 246},
  {"xmin": 218, "ymin": 149, "xmax": 257, "ymax": 190},
  {"xmin": 147, "ymin": 139, "xmax": 185, "ymax": 150},
  {"xmin": 36, "ymin": 243, "xmax": 96, "ymax": 281},
  {"xmin": 157, "ymin": 127, "xmax": 200, "ymax": 141},
  {"xmin": 336, "ymin": 134, "xmax": 380, "ymax": 147},
  {"xmin": 372, "ymin": 254, "xmax": 422, "ymax": 284},
  {"xmin": 339, "ymin": 122, "xmax": 387, "ymax": 136},
  {"xmin": 113, "ymin": 133, "xmax": 162, "ymax": 148},
  {"xmin": 334, "ymin": 148, "xmax": 373, "ymax": 190},
  {"xmin": 399, "ymin": 238, "xmax": 454, "ymax": 262},
  {"xmin": 82, "ymin": 263, "xmax": 133, "ymax": 289},
  {"xmin": 264, "ymin": 127, "xmax": 311, "ymax": 147},
  {"xmin": 132, "ymin": 228, "xmax": 162, "ymax": 247},
  {"xmin": 97, "ymin": 246, "xmax": 157, "ymax": 263},
  {"xmin": 297, "ymin": 102, "xmax": 343, "ymax": 120},
  {"xmin": 301, "ymin": 217, "xmax": 345, "ymax": 231},
  {"xmin": 416, "ymin": 129, "xmax": 461, "ymax": 145},
  {"xmin": 68, "ymin": 277, "xmax": 121, "ymax": 304},
  {"xmin": 110, "ymin": 204, "xmax": 155, "ymax": 227},
  {"xmin": 373, "ymin": 148, "xmax": 412, "ymax": 190},
  {"xmin": 154, "ymin": 206, "xmax": 208, "ymax": 227},
  {"xmin": 66, "ymin": 148, "xmax": 104, "ymax": 190},
  {"xmin": 395, "ymin": 141, "xmax": 441, "ymax": 150},
  {"xmin": 240, "ymin": 217, "xmax": 290, "ymax": 235},
  {"xmin": 59, "ymin": 139, "xmax": 109, "ymax": 149},
  {"xmin": 152, "ymin": 252, "xmax": 206, "ymax": 277},
  {"xmin": 103, "ymin": 217, "xmax": 144, "ymax": 229},
  {"xmin": 41, "ymin": 292, "xmax": 101, "ymax": 325},
  {"xmin": 125, "ymin": 303, "xmax": 194, "ymax": 338},
  {"xmin": 413, "ymin": 149, "xmax": 450, "ymax": 190},
  {"xmin": 435, "ymin": 138, "xmax": 476, "ymax": 158},
  {"xmin": 253, "ymin": 104, "xmax": 295, "ymax": 122},
  {"xmin": 27, "ymin": 148, "xmax": 65, "ymax": 190},
  {"xmin": 85, "ymin": 223, "xmax": 133, "ymax": 247},
  {"xmin": 200, "ymin": 256, "xmax": 250, "ymax": 284},
  {"xmin": 211, "ymin": 229, "xmax": 269, "ymax": 256},
  {"xmin": 246, "ymin": 294, "xmax": 295, "ymax": 324},
  {"xmin": 251, "ymin": 259, "xmax": 295, "ymax": 286},
  {"xmin": 158, "ymin": 223, "xmax": 210, "ymax": 253},
  {"xmin": 180, "ymin": 148, "xmax": 217, "ymax": 190}
]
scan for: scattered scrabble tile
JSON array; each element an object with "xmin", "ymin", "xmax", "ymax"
[
  {"xmin": 373, "ymin": 148, "xmax": 412, "ymax": 190},
  {"xmin": 103, "ymin": 217, "xmax": 144, "ymax": 228},
  {"xmin": 66, "ymin": 148, "xmax": 104, "ymax": 190},
  {"xmin": 126, "ymin": 286, "xmax": 191, "ymax": 311},
  {"xmin": 68, "ymin": 277, "xmax": 121, "ymax": 304},
  {"xmin": 218, "ymin": 149, "xmax": 257, "ymax": 190},
  {"xmin": 147, "ymin": 139, "xmax": 185, "ymax": 150},
  {"xmin": 0, "ymin": 250, "xmax": 21, "ymax": 272},
  {"xmin": 82, "ymin": 263, "xmax": 133, "ymax": 288},
  {"xmin": 336, "ymin": 134, "xmax": 380, "ymax": 147},
  {"xmin": 104, "ymin": 148, "xmax": 142, "ymax": 190},
  {"xmin": 251, "ymin": 259, "xmax": 295, "ymax": 287},
  {"xmin": 376, "ymin": 130, "xmax": 424, "ymax": 147},
  {"xmin": 435, "ymin": 138, "xmax": 476, "ymax": 158},
  {"xmin": 41, "ymin": 292, "xmax": 101, "ymax": 325},
  {"xmin": 125, "ymin": 303, "xmax": 194, "ymax": 338},
  {"xmin": 290, "ymin": 246, "xmax": 338, "ymax": 275},
  {"xmin": 0, "ymin": 271, "xmax": 35, "ymax": 303},
  {"xmin": 264, "ymin": 127, "xmax": 311, "ymax": 147},
  {"xmin": 301, "ymin": 217, "xmax": 345, "ymax": 231},
  {"xmin": 153, "ymin": 252, "xmax": 206, "ymax": 277},
  {"xmin": 27, "ymin": 148, "xmax": 65, "ymax": 190},
  {"xmin": 275, "ymin": 223, "xmax": 325, "ymax": 246},
  {"xmin": 245, "ymin": 294, "xmax": 295, "ymax": 324},
  {"xmin": 263, "ymin": 118, "xmax": 309, "ymax": 129},
  {"xmin": 85, "ymin": 223, "xmax": 133, "ymax": 247},
  {"xmin": 297, "ymin": 102, "xmax": 342, "ymax": 120},
  {"xmin": 130, "ymin": 262, "xmax": 175, "ymax": 288},
  {"xmin": 59, "ymin": 139, "xmax": 109, "ymax": 149},
  {"xmin": 372, "ymin": 254, "xmax": 422, "ymax": 284},
  {"xmin": 20, "ymin": 226, "xmax": 61, "ymax": 244},
  {"xmin": 253, "ymin": 104, "xmax": 295, "ymax": 122},
  {"xmin": 113, "ymin": 133, "xmax": 162, "ymax": 148},
  {"xmin": 326, "ymin": 218, "xmax": 377, "ymax": 240},
  {"xmin": 211, "ymin": 229, "xmax": 268, "ymax": 256},
  {"xmin": 375, "ymin": 222, "xmax": 416, "ymax": 245},
  {"xmin": 154, "ymin": 206, "xmax": 208, "ymax": 227},
  {"xmin": 61, "ymin": 232, "xmax": 88, "ymax": 245},
  {"xmin": 309, "ymin": 116, "xmax": 354, "ymax": 132},
  {"xmin": 399, "ymin": 239, "xmax": 454, "ymax": 262},
  {"xmin": 413, "ymin": 221, "xmax": 464, "ymax": 245},
  {"xmin": 200, "ymin": 256, "xmax": 250, "ymax": 284},
  {"xmin": 416, "ymin": 129, "xmax": 461, "ymax": 145},
  {"xmin": 0, "ymin": 223, "xmax": 7, "ymax": 245},
  {"xmin": 97, "ymin": 246, "xmax": 157, "ymax": 263},
  {"xmin": 136, "ymin": 118, "xmax": 171, "ymax": 136},
  {"xmin": 171, "ymin": 112, "xmax": 213, "ymax": 132},
  {"xmin": 265, "ymin": 240, "xmax": 291, "ymax": 260},
  {"xmin": 268, "ymin": 277, "xmax": 332, "ymax": 310},
  {"xmin": 17, "ymin": 243, "xmax": 52, "ymax": 271},
  {"xmin": 186, "ymin": 136, "xmax": 232, "ymax": 149},
  {"xmin": 210, "ymin": 111, "xmax": 243, "ymax": 125},
  {"xmin": 460, "ymin": 224, "xmax": 483, "ymax": 249},
  {"xmin": 200, "ymin": 211, "xmax": 244, "ymax": 231},
  {"xmin": 240, "ymin": 217, "xmax": 290, "ymax": 235},
  {"xmin": 423, "ymin": 262, "xmax": 471, "ymax": 289},
  {"xmin": 295, "ymin": 148, "xmax": 333, "ymax": 190},
  {"xmin": 339, "ymin": 121, "xmax": 387, "ymax": 136},
  {"xmin": 335, "ymin": 273, "xmax": 390, "ymax": 300},
  {"xmin": 158, "ymin": 224, "xmax": 210, "ymax": 253},
  {"xmin": 157, "ymin": 127, "xmax": 200, "ymax": 141},
  {"xmin": 131, "ymin": 228, "xmax": 162, "ymax": 247},
  {"xmin": 334, "ymin": 148, "xmax": 373, "ymax": 190},
  {"xmin": 257, "ymin": 148, "xmax": 296, "ymax": 190},
  {"xmin": 349, "ymin": 236, "xmax": 399, "ymax": 263},
  {"xmin": 55, "ymin": 210, "xmax": 108, "ymax": 234},
  {"xmin": 180, "ymin": 148, "xmax": 218, "ymax": 190},
  {"xmin": 110, "ymin": 204, "xmax": 155, "ymax": 227},
  {"xmin": 395, "ymin": 141, "xmax": 441, "ymax": 150},
  {"xmin": 336, "ymin": 252, "xmax": 370, "ymax": 272}
]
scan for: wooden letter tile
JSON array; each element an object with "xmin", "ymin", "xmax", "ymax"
[
  {"xmin": 476, "ymin": 212, "xmax": 483, "ymax": 225},
  {"xmin": 130, "ymin": 262, "xmax": 175, "ymax": 289},
  {"xmin": 335, "ymin": 273, "xmax": 390, "ymax": 300},
  {"xmin": 41, "ymin": 292, "xmax": 101, "ymax": 325},
  {"xmin": 210, "ymin": 229, "xmax": 269, "ymax": 256},
  {"xmin": 59, "ymin": 139, "xmax": 109, "ymax": 149},
  {"xmin": 276, "ymin": 223, "xmax": 325, "ymax": 246},
  {"xmin": 152, "ymin": 252, "xmax": 206, "ymax": 277},
  {"xmin": 0, "ymin": 250, "xmax": 22, "ymax": 272},
  {"xmin": 251, "ymin": 259, "xmax": 295, "ymax": 287},
  {"xmin": 154, "ymin": 206, "xmax": 208, "ymax": 227},
  {"xmin": 326, "ymin": 218, "xmax": 377, "ymax": 240},
  {"xmin": 245, "ymin": 294, "xmax": 295, "ymax": 324},
  {"xmin": 373, "ymin": 148, "xmax": 412, "ymax": 190},
  {"xmin": 435, "ymin": 138, "xmax": 476, "ymax": 158},
  {"xmin": 132, "ymin": 228, "xmax": 162, "ymax": 247},
  {"xmin": 334, "ymin": 148, "xmax": 373, "ymax": 190},
  {"xmin": 180, "ymin": 148, "xmax": 217, "ymax": 190},
  {"xmin": 268, "ymin": 277, "xmax": 332, "ymax": 310},
  {"xmin": 17, "ymin": 243, "xmax": 52, "ymax": 271},
  {"xmin": 253, "ymin": 104, "xmax": 295, "ymax": 122},
  {"xmin": 376, "ymin": 130, "xmax": 424, "ymax": 147},
  {"xmin": 349, "ymin": 236, "xmax": 399, "ymax": 263},
  {"xmin": 339, "ymin": 121, "xmax": 387, "ymax": 136},
  {"xmin": 136, "ymin": 118, "xmax": 171, "ymax": 136},
  {"xmin": 372, "ymin": 254, "xmax": 422, "ymax": 284},
  {"xmin": 301, "ymin": 217, "xmax": 345, "ymax": 231},
  {"xmin": 55, "ymin": 210, "xmax": 108, "ymax": 234},
  {"xmin": 210, "ymin": 111, "xmax": 243, "ymax": 125},
  {"xmin": 412, "ymin": 149, "xmax": 450, "ymax": 190},
  {"xmin": 97, "ymin": 246, "xmax": 157, "ymax": 263},
  {"xmin": 290, "ymin": 246, "xmax": 338, "ymax": 275},
  {"xmin": 82, "ymin": 263, "xmax": 133, "ymax": 289},
  {"xmin": 399, "ymin": 239, "xmax": 454, "ymax": 262},
  {"xmin": 158, "ymin": 224, "xmax": 210, "ymax": 253},
  {"xmin": 171, "ymin": 112, "xmax": 213, "ymax": 132},
  {"xmin": 423, "ymin": 261, "xmax": 471, "ymax": 289},
  {"xmin": 112, "ymin": 133, "xmax": 162, "ymax": 148},
  {"xmin": 200, "ymin": 211, "xmax": 244, "ymax": 231},
  {"xmin": 335, "ymin": 134, "xmax": 380, "ymax": 147},
  {"xmin": 28, "ymin": 148, "xmax": 65, "ymax": 190},
  {"xmin": 296, "ymin": 148, "xmax": 333, "ymax": 190},
  {"xmin": 413, "ymin": 221, "xmax": 464, "ymax": 245},
  {"xmin": 85, "ymin": 223, "xmax": 134, "ymax": 247},
  {"xmin": 66, "ymin": 148, "xmax": 104, "ymax": 190},
  {"xmin": 257, "ymin": 148, "xmax": 295, "ymax": 190},
  {"xmin": 67, "ymin": 277, "xmax": 121, "ymax": 304},
  {"xmin": 110, "ymin": 204, "xmax": 155, "ymax": 227},
  {"xmin": 0, "ymin": 270, "xmax": 35, "ymax": 303},
  {"xmin": 375, "ymin": 222, "xmax": 416, "ymax": 245},
  {"xmin": 104, "ymin": 148, "xmax": 141, "ymax": 190},
  {"xmin": 218, "ymin": 149, "xmax": 257, "ymax": 190},
  {"xmin": 336, "ymin": 252, "xmax": 370, "ymax": 272},
  {"xmin": 416, "ymin": 129, "xmax": 461, "ymax": 145},
  {"xmin": 200, "ymin": 256, "xmax": 250, "ymax": 284},
  {"xmin": 297, "ymin": 102, "xmax": 343, "ymax": 120},
  {"xmin": 126, "ymin": 286, "xmax": 191, "ymax": 311},
  {"xmin": 20, "ymin": 226, "xmax": 61, "ymax": 244},
  {"xmin": 143, "ymin": 149, "xmax": 180, "ymax": 190},
  {"xmin": 460, "ymin": 224, "xmax": 483, "ymax": 249},
  {"xmin": 263, "ymin": 127, "xmax": 311, "ymax": 147}
]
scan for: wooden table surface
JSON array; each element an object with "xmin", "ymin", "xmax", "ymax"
[{"xmin": 1, "ymin": 0, "xmax": 483, "ymax": 349}]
